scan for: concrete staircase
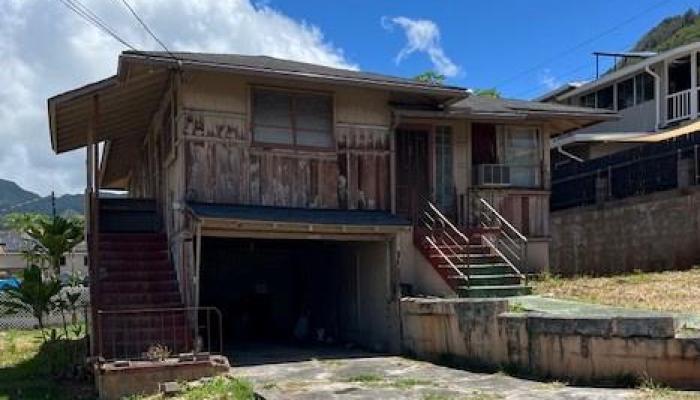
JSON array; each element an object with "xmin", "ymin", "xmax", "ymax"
[
  {"xmin": 93, "ymin": 200, "xmax": 189, "ymax": 360},
  {"xmin": 414, "ymin": 201, "xmax": 531, "ymax": 298}
]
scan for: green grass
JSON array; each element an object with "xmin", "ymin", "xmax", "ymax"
[
  {"xmin": 179, "ymin": 377, "xmax": 255, "ymax": 400},
  {"xmin": 0, "ymin": 328, "xmax": 94, "ymax": 400}
]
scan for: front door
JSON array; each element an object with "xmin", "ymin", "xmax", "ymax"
[{"xmin": 395, "ymin": 128, "xmax": 430, "ymax": 220}]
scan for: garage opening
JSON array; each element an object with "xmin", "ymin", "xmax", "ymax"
[{"xmin": 198, "ymin": 237, "xmax": 396, "ymax": 361}]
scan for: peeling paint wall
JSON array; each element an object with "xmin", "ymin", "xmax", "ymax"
[
  {"xmin": 179, "ymin": 71, "xmax": 392, "ymax": 210},
  {"xmin": 401, "ymin": 298, "xmax": 700, "ymax": 389}
]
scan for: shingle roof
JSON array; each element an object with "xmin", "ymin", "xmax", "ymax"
[
  {"xmin": 0, "ymin": 231, "xmax": 27, "ymax": 253},
  {"xmin": 122, "ymin": 51, "xmax": 467, "ymax": 96},
  {"xmin": 449, "ymin": 96, "xmax": 618, "ymax": 118},
  {"xmin": 188, "ymin": 202, "xmax": 411, "ymax": 226}
]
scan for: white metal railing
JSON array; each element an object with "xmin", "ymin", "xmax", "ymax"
[
  {"xmin": 415, "ymin": 199, "xmax": 470, "ymax": 286},
  {"xmin": 473, "ymin": 197, "xmax": 527, "ymax": 279},
  {"xmin": 666, "ymin": 88, "xmax": 693, "ymax": 124}
]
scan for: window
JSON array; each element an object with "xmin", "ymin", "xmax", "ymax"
[
  {"xmin": 596, "ymin": 85, "xmax": 614, "ymax": 110},
  {"xmin": 501, "ymin": 126, "xmax": 540, "ymax": 187},
  {"xmin": 617, "ymin": 77, "xmax": 635, "ymax": 110},
  {"xmin": 635, "ymin": 73, "xmax": 655, "ymax": 103},
  {"xmin": 252, "ymin": 88, "xmax": 333, "ymax": 148},
  {"xmin": 580, "ymin": 93, "xmax": 596, "ymax": 108}
]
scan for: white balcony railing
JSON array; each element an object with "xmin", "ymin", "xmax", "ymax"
[{"xmin": 666, "ymin": 88, "xmax": 693, "ymax": 124}]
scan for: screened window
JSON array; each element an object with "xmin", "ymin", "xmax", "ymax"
[
  {"xmin": 617, "ymin": 78, "xmax": 635, "ymax": 110},
  {"xmin": 252, "ymin": 88, "xmax": 333, "ymax": 148},
  {"xmin": 580, "ymin": 93, "xmax": 596, "ymax": 108},
  {"xmin": 498, "ymin": 126, "xmax": 541, "ymax": 188},
  {"xmin": 596, "ymin": 85, "xmax": 614, "ymax": 110},
  {"xmin": 635, "ymin": 73, "xmax": 655, "ymax": 103}
]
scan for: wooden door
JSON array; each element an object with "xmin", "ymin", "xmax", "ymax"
[{"xmin": 395, "ymin": 129, "xmax": 430, "ymax": 220}]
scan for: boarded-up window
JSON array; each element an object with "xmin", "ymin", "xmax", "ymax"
[{"xmin": 252, "ymin": 88, "xmax": 333, "ymax": 148}]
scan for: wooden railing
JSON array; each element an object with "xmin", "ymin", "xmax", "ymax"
[
  {"xmin": 666, "ymin": 88, "xmax": 693, "ymax": 124},
  {"xmin": 415, "ymin": 199, "xmax": 470, "ymax": 286},
  {"xmin": 472, "ymin": 197, "xmax": 527, "ymax": 280}
]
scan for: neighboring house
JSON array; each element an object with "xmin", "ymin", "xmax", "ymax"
[
  {"xmin": 547, "ymin": 41, "xmax": 700, "ymax": 163},
  {"xmin": 0, "ymin": 230, "xmax": 88, "ymax": 279},
  {"xmin": 47, "ymin": 51, "xmax": 611, "ymax": 357}
]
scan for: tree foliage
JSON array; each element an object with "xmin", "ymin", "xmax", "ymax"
[
  {"xmin": 0, "ymin": 265, "xmax": 62, "ymax": 338},
  {"xmin": 415, "ymin": 70, "xmax": 446, "ymax": 85},
  {"xmin": 472, "ymin": 88, "xmax": 502, "ymax": 98},
  {"xmin": 3, "ymin": 213, "xmax": 84, "ymax": 276}
]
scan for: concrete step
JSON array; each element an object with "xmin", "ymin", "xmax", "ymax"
[
  {"xmin": 439, "ymin": 263, "xmax": 511, "ymax": 276},
  {"xmin": 457, "ymin": 285, "xmax": 532, "ymax": 298},
  {"xmin": 449, "ymin": 274, "xmax": 522, "ymax": 286}
]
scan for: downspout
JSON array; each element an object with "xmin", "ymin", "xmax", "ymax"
[
  {"xmin": 557, "ymin": 145, "xmax": 584, "ymax": 163},
  {"xmin": 645, "ymin": 64, "xmax": 661, "ymax": 131}
]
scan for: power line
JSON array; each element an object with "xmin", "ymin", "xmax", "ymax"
[
  {"xmin": 119, "ymin": 0, "xmax": 177, "ymax": 60},
  {"xmin": 56, "ymin": 0, "xmax": 137, "ymax": 50},
  {"xmin": 492, "ymin": 0, "xmax": 671, "ymax": 89}
]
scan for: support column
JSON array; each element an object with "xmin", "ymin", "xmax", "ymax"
[{"xmin": 691, "ymin": 51, "xmax": 698, "ymax": 120}]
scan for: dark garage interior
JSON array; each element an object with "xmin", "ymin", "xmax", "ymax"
[{"xmin": 198, "ymin": 237, "xmax": 395, "ymax": 357}]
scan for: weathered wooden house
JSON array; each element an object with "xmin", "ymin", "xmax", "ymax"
[{"xmin": 48, "ymin": 51, "xmax": 612, "ymax": 357}]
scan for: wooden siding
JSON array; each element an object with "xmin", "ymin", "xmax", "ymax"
[{"xmin": 182, "ymin": 110, "xmax": 391, "ymax": 210}]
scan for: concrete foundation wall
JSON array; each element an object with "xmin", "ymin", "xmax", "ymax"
[
  {"xmin": 550, "ymin": 187, "xmax": 700, "ymax": 276},
  {"xmin": 401, "ymin": 298, "xmax": 700, "ymax": 389}
]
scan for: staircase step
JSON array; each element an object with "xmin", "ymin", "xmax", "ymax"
[
  {"xmin": 99, "ymin": 270, "xmax": 176, "ymax": 282},
  {"xmin": 99, "ymin": 233, "xmax": 167, "ymax": 243},
  {"xmin": 100, "ymin": 280, "xmax": 179, "ymax": 293},
  {"xmin": 457, "ymin": 285, "xmax": 532, "ymax": 298},
  {"xmin": 101, "ymin": 292, "xmax": 182, "ymax": 306},
  {"xmin": 448, "ymin": 274, "xmax": 522, "ymax": 286},
  {"xmin": 439, "ymin": 263, "xmax": 511, "ymax": 275},
  {"xmin": 100, "ymin": 250, "xmax": 169, "ymax": 261},
  {"xmin": 99, "ymin": 301, "xmax": 183, "ymax": 311},
  {"xmin": 99, "ymin": 260, "xmax": 172, "ymax": 272},
  {"xmin": 99, "ymin": 242, "xmax": 167, "ymax": 252}
]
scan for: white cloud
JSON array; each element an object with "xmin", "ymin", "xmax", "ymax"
[
  {"xmin": 382, "ymin": 16, "xmax": 460, "ymax": 78},
  {"xmin": 539, "ymin": 69, "xmax": 561, "ymax": 90},
  {"xmin": 0, "ymin": 0, "xmax": 355, "ymax": 196}
]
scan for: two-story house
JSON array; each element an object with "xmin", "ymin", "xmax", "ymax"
[
  {"xmin": 546, "ymin": 42, "xmax": 700, "ymax": 163},
  {"xmin": 47, "ymin": 51, "xmax": 612, "ymax": 359}
]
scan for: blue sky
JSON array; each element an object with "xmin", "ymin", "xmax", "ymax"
[{"xmin": 270, "ymin": 0, "xmax": 694, "ymax": 99}]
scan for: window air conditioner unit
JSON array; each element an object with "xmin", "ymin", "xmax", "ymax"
[{"xmin": 476, "ymin": 164, "xmax": 511, "ymax": 186}]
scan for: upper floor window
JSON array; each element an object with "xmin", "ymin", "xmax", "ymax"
[
  {"xmin": 635, "ymin": 73, "xmax": 654, "ymax": 104},
  {"xmin": 252, "ymin": 88, "xmax": 333, "ymax": 149},
  {"xmin": 580, "ymin": 72, "xmax": 655, "ymax": 111},
  {"xmin": 596, "ymin": 86, "xmax": 614, "ymax": 110}
]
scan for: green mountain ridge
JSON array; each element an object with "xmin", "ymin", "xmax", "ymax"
[
  {"xmin": 0, "ymin": 178, "xmax": 83, "ymax": 220},
  {"xmin": 616, "ymin": 9, "xmax": 700, "ymax": 70}
]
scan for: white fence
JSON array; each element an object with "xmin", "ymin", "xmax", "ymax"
[{"xmin": 0, "ymin": 287, "xmax": 90, "ymax": 330}]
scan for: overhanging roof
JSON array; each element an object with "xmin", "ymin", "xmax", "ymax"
[
  {"xmin": 188, "ymin": 202, "xmax": 410, "ymax": 240},
  {"xmin": 552, "ymin": 119, "xmax": 700, "ymax": 148},
  {"xmin": 559, "ymin": 41, "xmax": 700, "ymax": 101}
]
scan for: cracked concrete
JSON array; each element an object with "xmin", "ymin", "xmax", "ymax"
[{"xmin": 229, "ymin": 346, "xmax": 639, "ymax": 399}]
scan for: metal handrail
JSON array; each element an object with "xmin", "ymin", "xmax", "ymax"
[
  {"xmin": 425, "ymin": 236, "xmax": 469, "ymax": 283},
  {"xmin": 474, "ymin": 196, "xmax": 528, "ymax": 278},
  {"xmin": 415, "ymin": 198, "xmax": 470, "ymax": 286},
  {"xmin": 96, "ymin": 306, "xmax": 223, "ymax": 362}
]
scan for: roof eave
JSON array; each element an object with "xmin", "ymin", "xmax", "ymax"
[{"xmin": 119, "ymin": 53, "xmax": 467, "ymax": 98}]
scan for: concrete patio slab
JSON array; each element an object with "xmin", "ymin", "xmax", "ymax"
[{"xmin": 229, "ymin": 346, "xmax": 638, "ymax": 399}]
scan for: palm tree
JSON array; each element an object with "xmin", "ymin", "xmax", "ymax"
[
  {"xmin": 0, "ymin": 265, "xmax": 62, "ymax": 340},
  {"xmin": 25, "ymin": 216, "xmax": 84, "ymax": 277}
]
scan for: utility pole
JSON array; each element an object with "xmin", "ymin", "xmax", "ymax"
[{"xmin": 51, "ymin": 191, "xmax": 56, "ymax": 219}]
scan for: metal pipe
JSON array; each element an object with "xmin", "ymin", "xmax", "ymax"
[
  {"xmin": 645, "ymin": 64, "xmax": 661, "ymax": 131},
  {"xmin": 557, "ymin": 145, "xmax": 584, "ymax": 163}
]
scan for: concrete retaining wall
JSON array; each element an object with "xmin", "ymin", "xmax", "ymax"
[
  {"xmin": 550, "ymin": 187, "xmax": 700, "ymax": 276},
  {"xmin": 400, "ymin": 298, "xmax": 700, "ymax": 389}
]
